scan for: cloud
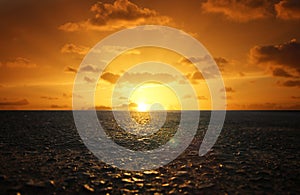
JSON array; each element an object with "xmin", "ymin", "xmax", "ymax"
[
  {"xmin": 240, "ymin": 102, "xmax": 300, "ymax": 110},
  {"xmin": 201, "ymin": 0, "xmax": 272, "ymax": 22},
  {"xmin": 0, "ymin": 99, "xmax": 29, "ymax": 106},
  {"xmin": 5, "ymin": 57, "xmax": 36, "ymax": 68},
  {"xmin": 50, "ymin": 104, "xmax": 68, "ymax": 109},
  {"xmin": 291, "ymin": 96, "xmax": 300, "ymax": 99},
  {"xmin": 101, "ymin": 72, "xmax": 120, "ymax": 84},
  {"xmin": 220, "ymin": 87, "xmax": 236, "ymax": 93},
  {"xmin": 214, "ymin": 57, "xmax": 229, "ymax": 70},
  {"xmin": 272, "ymin": 67, "xmax": 294, "ymax": 78},
  {"xmin": 61, "ymin": 43, "xmax": 90, "ymax": 55},
  {"xmin": 84, "ymin": 76, "xmax": 96, "ymax": 83},
  {"xmin": 198, "ymin": 96, "xmax": 208, "ymax": 100},
  {"xmin": 275, "ymin": 0, "xmax": 300, "ymax": 20},
  {"xmin": 59, "ymin": 0, "xmax": 172, "ymax": 32},
  {"xmin": 281, "ymin": 80, "xmax": 300, "ymax": 87},
  {"xmin": 95, "ymin": 105, "xmax": 112, "ymax": 110},
  {"xmin": 62, "ymin": 93, "xmax": 72, "ymax": 98},
  {"xmin": 40, "ymin": 96, "xmax": 58, "ymax": 100},
  {"xmin": 119, "ymin": 96, "xmax": 128, "ymax": 100},
  {"xmin": 122, "ymin": 72, "xmax": 177, "ymax": 84},
  {"xmin": 244, "ymin": 103, "xmax": 279, "ymax": 110},
  {"xmin": 191, "ymin": 71, "xmax": 203, "ymax": 80},
  {"xmin": 64, "ymin": 66, "xmax": 77, "ymax": 73},
  {"xmin": 179, "ymin": 55, "xmax": 213, "ymax": 65},
  {"xmin": 110, "ymin": 102, "xmax": 138, "ymax": 110},
  {"xmin": 129, "ymin": 102, "xmax": 138, "ymax": 108},
  {"xmin": 249, "ymin": 39, "xmax": 300, "ymax": 77},
  {"xmin": 183, "ymin": 94, "xmax": 193, "ymax": 99},
  {"xmin": 100, "ymin": 71, "xmax": 178, "ymax": 84},
  {"xmin": 79, "ymin": 65, "xmax": 100, "ymax": 73}
]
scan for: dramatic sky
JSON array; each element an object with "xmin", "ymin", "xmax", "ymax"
[{"xmin": 0, "ymin": 0, "xmax": 300, "ymax": 110}]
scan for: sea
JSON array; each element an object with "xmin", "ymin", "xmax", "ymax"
[{"xmin": 0, "ymin": 111, "xmax": 299, "ymax": 194}]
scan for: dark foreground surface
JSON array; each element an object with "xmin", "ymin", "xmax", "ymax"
[{"xmin": 0, "ymin": 111, "xmax": 299, "ymax": 194}]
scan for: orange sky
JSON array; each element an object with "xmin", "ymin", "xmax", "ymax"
[{"xmin": 0, "ymin": 0, "xmax": 300, "ymax": 110}]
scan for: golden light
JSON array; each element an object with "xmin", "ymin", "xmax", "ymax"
[
  {"xmin": 129, "ymin": 82, "xmax": 181, "ymax": 111},
  {"xmin": 137, "ymin": 102, "xmax": 149, "ymax": 112}
]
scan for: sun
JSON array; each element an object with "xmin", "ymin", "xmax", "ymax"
[{"xmin": 137, "ymin": 102, "xmax": 148, "ymax": 112}]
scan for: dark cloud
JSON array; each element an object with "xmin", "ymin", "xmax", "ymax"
[
  {"xmin": 214, "ymin": 57, "xmax": 229, "ymax": 71},
  {"xmin": 101, "ymin": 72, "xmax": 120, "ymax": 84},
  {"xmin": 0, "ymin": 99, "xmax": 29, "ymax": 106},
  {"xmin": 95, "ymin": 105, "xmax": 111, "ymax": 110},
  {"xmin": 272, "ymin": 67, "xmax": 294, "ymax": 78},
  {"xmin": 64, "ymin": 66, "xmax": 77, "ymax": 73},
  {"xmin": 40, "ymin": 96, "xmax": 58, "ymax": 100},
  {"xmin": 201, "ymin": 0, "xmax": 272, "ymax": 22},
  {"xmin": 291, "ymin": 96, "xmax": 300, "ymax": 99},
  {"xmin": 61, "ymin": 43, "xmax": 89, "ymax": 55},
  {"xmin": 50, "ymin": 104, "xmax": 68, "ymax": 109},
  {"xmin": 62, "ymin": 93, "xmax": 72, "ymax": 98},
  {"xmin": 79, "ymin": 65, "xmax": 100, "ymax": 73},
  {"xmin": 250, "ymin": 39, "xmax": 300, "ymax": 77},
  {"xmin": 4, "ymin": 57, "xmax": 36, "ymax": 68},
  {"xmin": 59, "ymin": 0, "xmax": 171, "ymax": 32},
  {"xmin": 191, "ymin": 71, "xmax": 203, "ymax": 80},
  {"xmin": 99, "ymin": 71, "xmax": 180, "ymax": 84},
  {"xmin": 275, "ymin": 0, "xmax": 300, "ymax": 20},
  {"xmin": 84, "ymin": 76, "xmax": 96, "ymax": 83},
  {"xmin": 198, "ymin": 96, "xmax": 208, "ymax": 100},
  {"xmin": 214, "ymin": 57, "xmax": 228, "ymax": 66},
  {"xmin": 220, "ymin": 87, "xmax": 236, "ymax": 93},
  {"xmin": 281, "ymin": 80, "xmax": 300, "ymax": 87},
  {"xmin": 179, "ymin": 55, "xmax": 213, "ymax": 65}
]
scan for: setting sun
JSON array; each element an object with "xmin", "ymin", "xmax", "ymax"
[{"xmin": 137, "ymin": 102, "xmax": 148, "ymax": 112}]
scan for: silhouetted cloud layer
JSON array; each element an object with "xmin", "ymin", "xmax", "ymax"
[
  {"xmin": 275, "ymin": 0, "xmax": 300, "ymax": 20},
  {"xmin": 202, "ymin": 0, "xmax": 300, "ymax": 22},
  {"xmin": 59, "ymin": 0, "xmax": 172, "ymax": 32},
  {"xmin": 250, "ymin": 39, "xmax": 300, "ymax": 77},
  {"xmin": 0, "ymin": 99, "xmax": 29, "ymax": 106}
]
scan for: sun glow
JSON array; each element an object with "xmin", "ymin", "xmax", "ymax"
[{"xmin": 137, "ymin": 102, "xmax": 148, "ymax": 112}]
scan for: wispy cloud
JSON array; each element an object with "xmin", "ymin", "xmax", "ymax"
[
  {"xmin": 0, "ymin": 99, "xmax": 29, "ymax": 106},
  {"xmin": 61, "ymin": 43, "xmax": 90, "ymax": 55},
  {"xmin": 64, "ymin": 66, "xmax": 77, "ymax": 73},
  {"xmin": 201, "ymin": 0, "xmax": 272, "ymax": 22},
  {"xmin": 40, "ymin": 96, "xmax": 58, "ymax": 100},
  {"xmin": 50, "ymin": 104, "xmax": 68, "ymax": 109},
  {"xmin": 3, "ymin": 57, "xmax": 36, "ymax": 68}
]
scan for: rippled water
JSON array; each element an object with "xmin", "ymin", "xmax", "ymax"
[{"xmin": 0, "ymin": 111, "xmax": 299, "ymax": 194}]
